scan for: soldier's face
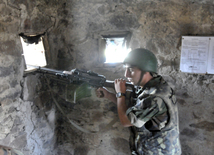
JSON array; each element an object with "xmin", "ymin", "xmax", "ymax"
[{"xmin": 124, "ymin": 66, "xmax": 142, "ymax": 85}]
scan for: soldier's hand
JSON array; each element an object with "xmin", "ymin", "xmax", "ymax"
[
  {"xmin": 96, "ymin": 87, "xmax": 110, "ymax": 98},
  {"xmin": 114, "ymin": 78, "xmax": 126, "ymax": 94},
  {"xmin": 96, "ymin": 87, "xmax": 117, "ymax": 104}
]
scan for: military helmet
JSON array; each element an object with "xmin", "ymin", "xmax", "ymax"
[{"xmin": 123, "ymin": 48, "xmax": 158, "ymax": 73}]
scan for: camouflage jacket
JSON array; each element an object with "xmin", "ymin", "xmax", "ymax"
[{"xmin": 126, "ymin": 75, "xmax": 181, "ymax": 155}]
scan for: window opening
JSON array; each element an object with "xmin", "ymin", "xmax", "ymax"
[
  {"xmin": 19, "ymin": 33, "xmax": 47, "ymax": 71},
  {"xmin": 104, "ymin": 37, "xmax": 131, "ymax": 63}
]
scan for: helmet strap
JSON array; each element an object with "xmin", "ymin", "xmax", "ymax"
[{"xmin": 136, "ymin": 70, "xmax": 146, "ymax": 86}]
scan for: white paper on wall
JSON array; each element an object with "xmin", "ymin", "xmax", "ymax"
[
  {"xmin": 207, "ymin": 37, "xmax": 214, "ymax": 74},
  {"xmin": 180, "ymin": 36, "xmax": 214, "ymax": 74}
]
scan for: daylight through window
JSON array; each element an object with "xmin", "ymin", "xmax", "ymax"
[
  {"xmin": 20, "ymin": 36, "xmax": 47, "ymax": 71},
  {"xmin": 104, "ymin": 37, "xmax": 131, "ymax": 63}
]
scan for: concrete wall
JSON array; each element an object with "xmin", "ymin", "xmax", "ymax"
[{"xmin": 0, "ymin": 0, "xmax": 214, "ymax": 155}]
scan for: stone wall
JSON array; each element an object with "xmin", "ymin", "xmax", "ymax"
[{"xmin": 0, "ymin": 0, "xmax": 214, "ymax": 155}]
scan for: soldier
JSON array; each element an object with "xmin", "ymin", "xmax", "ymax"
[{"xmin": 96, "ymin": 48, "xmax": 181, "ymax": 155}]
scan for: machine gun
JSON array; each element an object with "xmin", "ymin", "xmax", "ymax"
[
  {"xmin": 25, "ymin": 65, "xmax": 136, "ymax": 133},
  {"xmin": 26, "ymin": 65, "xmax": 136, "ymax": 101}
]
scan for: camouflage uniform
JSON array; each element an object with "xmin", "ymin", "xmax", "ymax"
[{"xmin": 126, "ymin": 75, "xmax": 181, "ymax": 155}]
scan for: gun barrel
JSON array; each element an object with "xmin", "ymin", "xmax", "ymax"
[
  {"xmin": 26, "ymin": 65, "xmax": 63, "ymax": 74},
  {"xmin": 39, "ymin": 67, "xmax": 63, "ymax": 74}
]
